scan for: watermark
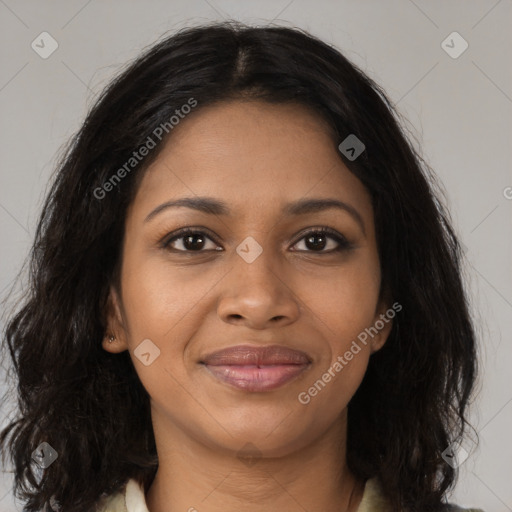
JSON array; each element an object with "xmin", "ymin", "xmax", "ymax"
[
  {"xmin": 237, "ymin": 442, "xmax": 262, "ymax": 467},
  {"xmin": 134, "ymin": 338, "xmax": 161, "ymax": 366},
  {"xmin": 31, "ymin": 31, "xmax": 59, "ymax": 59},
  {"xmin": 338, "ymin": 134, "xmax": 365, "ymax": 161},
  {"xmin": 236, "ymin": 236, "xmax": 263, "ymax": 263},
  {"xmin": 298, "ymin": 302, "xmax": 402, "ymax": 405},
  {"xmin": 441, "ymin": 441, "xmax": 469, "ymax": 468},
  {"xmin": 441, "ymin": 31, "xmax": 469, "ymax": 59},
  {"xmin": 31, "ymin": 442, "xmax": 58, "ymax": 469},
  {"xmin": 93, "ymin": 97, "xmax": 198, "ymax": 200},
  {"xmin": 441, "ymin": 436, "xmax": 476, "ymax": 468},
  {"xmin": 503, "ymin": 186, "xmax": 512, "ymax": 200}
]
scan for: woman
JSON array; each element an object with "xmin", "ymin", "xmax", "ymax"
[{"xmin": 0, "ymin": 22, "xmax": 483, "ymax": 512}]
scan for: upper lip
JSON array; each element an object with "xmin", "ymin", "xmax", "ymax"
[{"xmin": 201, "ymin": 345, "xmax": 312, "ymax": 366}]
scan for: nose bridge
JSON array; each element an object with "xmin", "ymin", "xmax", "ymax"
[
  {"xmin": 232, "ymin": 232, "xmax": 282, "ymax": 296},
  {"xmin": 217, "ymin": 233, "xmax": 299, "ymax": 326}
]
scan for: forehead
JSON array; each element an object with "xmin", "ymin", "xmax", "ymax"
[{"xmin": 130, "ymin": 100, "xmax": 373, "ymax": 223}]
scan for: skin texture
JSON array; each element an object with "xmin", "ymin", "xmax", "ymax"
[{"xmin": 102, "ymin": 100, "xmax": 392, "ymax": 512}]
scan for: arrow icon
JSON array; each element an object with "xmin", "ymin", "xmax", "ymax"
[
  {"xmin": 441, "ymin": 32, "xmax": 468, "ymax": 59},
  {"xmin": 237, "ymin": 442, "xmax": 262, "ymax": 467},
  {"xmin": 31, "ymin": 32, "xmax": 59, "ymax": 59},
  {"xmin": 338, "ymin": 134, "xmax": 365, "ymax": 161},
  {"xmin": 134, "ymin": 339, "xmax": 161, "ymax": 366},
  {"xmin": 441, "ymin": 441, "xmax": 469, "ymax": 468},
  {"xmin": 31, "ymin": 442, "xmax": 58, "ymax": 468},
  {"xmin": 236, "ymin": 236, "xmax": 263, "ymax": 263}
]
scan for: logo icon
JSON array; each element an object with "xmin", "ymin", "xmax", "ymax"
[
  {"xmin": 31, "ymin": 32, "xmax": 59, "ymax": 59},
  {"xmin": 134, "ymin": 339, "xmax": 161, "ymax": 366},
  {"xmin": 441, "ymin": 32, "xmax": 469, "ymax": 59},
  {"xmin": 236, "ymin": 442, "xmax": 262, "ymax": 467},
  {"xmin": 31, "ymin": 442, "xmax": 58, "ymax": 469},
  {"xmin": 236, "ymin": 236, "xmax": 263, "ymax": 264},
  {"xmin": 441, "ymin": 441, "xmax": 470, "ymax": 468},
  {"xmin": 338, "ymin": 134, "xmax": 365, "ymax": 161}
]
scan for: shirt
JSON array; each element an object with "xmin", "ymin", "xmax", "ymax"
[{"xmin": 95, "ymin": 477, "xmax": 484, "ymax": 512}]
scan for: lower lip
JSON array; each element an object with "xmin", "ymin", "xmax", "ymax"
[{"xmin": 203, "ymin": 364, "xmax": 310, "ymax": 392}]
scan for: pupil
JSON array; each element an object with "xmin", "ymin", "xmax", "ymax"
[
  {"xmin": 307, "ymin": 233, "xmax": 326, "ymax": 250},
  {"xmin": 185, "ymin": 234, "xmax": 204, "ymax": 250}
]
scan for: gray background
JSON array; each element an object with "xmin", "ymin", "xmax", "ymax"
[{"xmin": 0, "ymin": 1, "xmax": 511, "ymax": 510}]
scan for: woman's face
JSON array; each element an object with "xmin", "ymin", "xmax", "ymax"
[{"xmin": 104, "ymin": 100, "xmax": 391, "ymax": 458}]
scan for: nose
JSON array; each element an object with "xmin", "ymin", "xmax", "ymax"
[{"xmin": 216, "ymin": 243, "xmax": 300, "ymax": 330}]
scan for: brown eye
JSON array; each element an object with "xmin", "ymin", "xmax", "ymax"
[
  {"xmin": 292, "ymin": 228, "xmax": 351, "ymax": 253},
  {"xmin": 161, "ymin": 227, "xmax": 351, "ymax": 254},
  {"xmin": 163, "ymin": 229, "xmax": 220, "ymax": 252}
]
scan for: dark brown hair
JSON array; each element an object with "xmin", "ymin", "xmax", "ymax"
[{"xmin": 1, "ymin": 21, "xmax": 477, "ymax": 512}]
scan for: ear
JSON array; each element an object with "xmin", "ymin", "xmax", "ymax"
[
  {"xmin": 369, "ymin": 295, "xmax": 395, "ymax": 354},
  {"xmin": 102, "ymin": 285, "xmax": 129, "ymax": 354}
]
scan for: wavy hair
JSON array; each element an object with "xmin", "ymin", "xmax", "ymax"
[{"xmin": 1, "ymin": 21, "xmax": 477, "ymax": 512}]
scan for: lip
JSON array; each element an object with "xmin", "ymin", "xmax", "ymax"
[{"xmin": 200, "ymin": 345, "xmax": 312, "ymax": 392}]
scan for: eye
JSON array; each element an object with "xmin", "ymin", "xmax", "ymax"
[
  {"xmin": 161, "ymin": 227, "xmax": 351, "ymax": 253},
  {"xmin": 291, "ymin": 228, "xmax": 351, "ymax": 253},
  {"xmin": 162, "ymin": 228, "xmax": 221, "ymax": 252}
]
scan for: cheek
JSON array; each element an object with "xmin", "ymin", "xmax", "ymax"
[
  {"xmin": 118, "ymin": 260, "xmax": 202, "ymax": 419},
  {"xmin": 118, "ymin": 249, "xmax": 227, "ymax": 398},
  {"xmin": 307, "ymin": 255, "xmax": 381, "ymax": 341},
  {"xmin": 298, "ymin": 274, "xmax": 376, "ymax": 417},
  {"xmin": 120, "ymin": 249, "xmax": 217, "ymax": 341},
  {"xmin": 292, "ymin": 257, "xmax": 380, "ymax": 406},
  {"xmin": 297, "ymin": 349, "xmax": 369, "ymax": 433}
]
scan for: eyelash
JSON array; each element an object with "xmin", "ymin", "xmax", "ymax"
[{"xmin": 161, "ymin": 227, "xmax": 352, "ymax": 254}]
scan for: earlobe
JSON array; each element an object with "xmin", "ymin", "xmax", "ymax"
[
  {"xmin": 370, "ymin": 322, "xmax": 391, "ymax": 354},
  {"xmin": 369, "ymin": 300, "xmax": 394, "ymax": 354},
  {"xmin": 101, "ymin": 332, "xmax": 126, "ymax": 353},
  {"xmin": 102, "ymin": 286, "xmax": 129, "ymax": 353}
]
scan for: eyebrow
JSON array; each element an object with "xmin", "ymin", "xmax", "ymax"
[{"xmin": 144, "ymin": 196, "xmax": 366, "ymax": 234}]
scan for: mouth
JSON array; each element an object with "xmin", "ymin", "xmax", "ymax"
[{"xmin": 200, "ymin": 344, "xmax": 312, "ymax": 392}]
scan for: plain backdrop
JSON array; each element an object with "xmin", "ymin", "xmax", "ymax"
[{"xmin": 0, "ymin": 1, "xmax": 511, "ymax": 510}]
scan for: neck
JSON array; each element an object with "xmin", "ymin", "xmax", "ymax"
[{"xmin": 145, "ymin": 408, "xmax": 365, "ymax": 512}]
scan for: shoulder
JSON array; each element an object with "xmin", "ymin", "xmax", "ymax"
[
  {"xmin": 95, "ymin": 478, "xmax": 149, "ymax": 512},
  {"xmin": 95, "ymin": 490, "xmax": 126, "ymax": 512},
  {"xmin": 358, "ymin": 478, "xmax": 485, "ymax": 512},
  {"xmin": 357, "ymin": 478, "xmax": 393, "ymax": 512}
]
